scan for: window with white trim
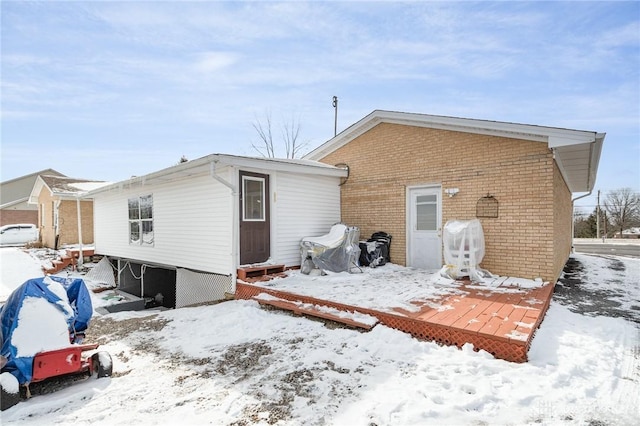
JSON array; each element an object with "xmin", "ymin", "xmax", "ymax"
[
  {"xmin": 128, "ymin": 195, "xmax": 154, "ymax": 245},
  {"xmin": 242, "ymin": 176, "xmax": 265, "ymax": 221}
]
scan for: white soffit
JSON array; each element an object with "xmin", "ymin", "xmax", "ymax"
[{"xmin": 554, "ymin": 134, "xmax": 604, "ymax": 193}]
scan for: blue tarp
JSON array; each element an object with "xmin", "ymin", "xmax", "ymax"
[{"xmin": 0, "ymin": 276, "xmax": 93, "ymax": 384}]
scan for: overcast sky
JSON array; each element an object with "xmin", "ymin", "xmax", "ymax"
[{"xmin": 1, "ymin": 1, "xmax": 638, "ymax": 211}]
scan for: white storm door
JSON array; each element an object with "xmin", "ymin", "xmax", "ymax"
[{"xmin": 408, "ymin": 186, "xmax": 442, "ymax": 270}]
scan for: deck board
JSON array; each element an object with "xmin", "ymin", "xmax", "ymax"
[{"xmin": 235, "ymin": 278, "xmax": 554, "ymax": 363}]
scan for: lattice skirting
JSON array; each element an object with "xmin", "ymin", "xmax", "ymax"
[{"xmin": 176, "ymin": 269, "xmax": 232, "ymax": 308}]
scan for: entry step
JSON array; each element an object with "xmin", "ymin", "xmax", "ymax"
[
  {"xmin": 253, "ymin": 293, "xmax": 378, "ymax": 330},
  {"xmin": 237, "ymin": 264, "xmax": 286, "ymax": 280}
]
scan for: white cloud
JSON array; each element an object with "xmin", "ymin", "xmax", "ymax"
[
  {"xmin": 194, "ymin": 51, "xmax": 239, "ymax": 74},
  {"xmin": 1, "ymin": 1, "xmax": 637, "ymax": 191}
]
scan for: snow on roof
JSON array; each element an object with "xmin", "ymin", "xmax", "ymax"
[{"xmin": 40, "ymin": 175, "xmax": 110, "ymax": 195}]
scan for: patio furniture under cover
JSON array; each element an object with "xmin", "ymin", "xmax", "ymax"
[
  {"xmin": 359, "ymin": 231, "xmax": 392, "ymax": 267},
  {"xmin": 300, "ymin": 223, "xmax": 361, "ymax": 274},
  {"xmin": 442, "ymin": 219, "xmax": 493, "ymax": 283}
]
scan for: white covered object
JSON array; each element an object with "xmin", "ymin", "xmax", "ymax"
[
  {"xmin": 300, "ymin": 223, "xmax": 360, "ymax": 274},
  {"xmin": 300, "ymin": 223, "xmax": 347, "ymax": 249},
  {"xmin": 442, "ymin": 219, "xmax": 492, "ymax": 282}
]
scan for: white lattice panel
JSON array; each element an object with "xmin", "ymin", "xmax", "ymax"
[
  {"xmin": 85, "ymin": 256, "xmax": 116, "ymax": 288},
  {"xmin": 175, "ymin": 268, "xmax": 232, "ymax": 308}
]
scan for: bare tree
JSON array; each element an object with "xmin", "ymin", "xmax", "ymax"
[
  {"xmin": 252, "ymin": 111, "xmax": 308, "ymax": 159},
  {"xmin": 251, "ymin": 112, "xmax": 276, "ymax": 158},
  {"xmin": 603, "ymin": 187, "xmax": 640, "ymax": 237}
]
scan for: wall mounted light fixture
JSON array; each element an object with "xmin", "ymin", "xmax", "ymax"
[{"xmin": 444, "ymin": 188, "xmax": 459, "ymax": 197}]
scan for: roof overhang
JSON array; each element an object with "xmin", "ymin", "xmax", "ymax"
[
  {"xmin": 0, "ymin": 197, "xmax": 29, "ymax": 209},
  {"xmin": 85, "ymin": 153, "xmax": 349, "ymax": 197},
  {"xmin": 304, "ymin": 110, "xmax": 605, "ymax": 193},
  {"xmin": 27, "ymin": 176, "xmax": 48, "ymax": 204},
  {"xmin": 550, "ymin": 133, "xmax": 604, "ymax": 193},
  {"xmin": 27, "ymin": 176, "xmax": 79, "ymax": 204}
]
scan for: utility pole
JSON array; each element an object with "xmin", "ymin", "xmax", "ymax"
[
  {"xmin": 332, "ymin": 96, "xmax": 338, "ymax": 136},
  {"xmin": 596, "ymin": 190, "xmax": 600, "ymax": 240}
]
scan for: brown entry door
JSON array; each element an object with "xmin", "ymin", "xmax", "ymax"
[{"xmin": 239, "ymin": 171, "xmax": 270, "ymax": 265}]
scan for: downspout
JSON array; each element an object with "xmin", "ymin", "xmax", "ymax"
[
  {"xmin": 53, "ymin": 200, "xmax": 62, "ymax": 250},
  {"xmin": 211, "ymin": 160, "xmax": 239, "ymax": 293},
  {"xmin": 569, "ymin": 141, "xmax": 595, "ymax": 253},
  {"xmin": 571, "ymin": 190, "xmax": 592, "ymax": 252},
  {"xmin": 76, "ymin": 197, "xmax": 84, "ymax": 267}
]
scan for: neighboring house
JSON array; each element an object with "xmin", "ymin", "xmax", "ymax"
[
  {"xmin": 0, "ymin": 169, "xmax": 65, "ymax": 226},
  {"xmin": 28, "ymin": 175, "xmax": 109, "ymax": 248},
  {"xmin": 85, "ymin": 154, "xmax": 347, "ymax": 309},
  {"xmin": 304, "ymin": 110, "xmax": 605, "ymax": 283},
  {"xmin": 616, "ymin": 227, "xmax": 640, "ymax": 239}
]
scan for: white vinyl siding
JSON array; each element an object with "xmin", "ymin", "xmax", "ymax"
[
  {"xmin": 93, "ymin": 171, "xmax": 234, "ymax": 274},
  {"xmin": 272, "ymin": 172, "xmax": 342, "ymax": 266},
  {"xmin": 93, "ymin": 164, "xmax": 343, "ymax": 273}
]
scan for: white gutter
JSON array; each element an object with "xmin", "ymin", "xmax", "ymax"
[
  {"xmin": 1, "ymin": 197, "xmax": 30, "ymax": 209},
  {"xmin": 570, "ymin": 190, "xmax": 593, "ymax": 253},
  {"xmin": 568, "ymin": 139, "xmax": 598, "ymax": 252},
  {"xmin": 86, "ymin": 153, "xmax": 347, "ymax": 197},
  {"xmin": 210, "ymin": 160, "xmax": 235, "ymax": 191}
]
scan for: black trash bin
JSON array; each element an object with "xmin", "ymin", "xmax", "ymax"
[{"xmin": 359, "ymin": 232, "xmax": 392, "ymax": 267}]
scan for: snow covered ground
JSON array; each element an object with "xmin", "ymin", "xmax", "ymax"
[{"xmin": 0, "ymin": 247, "xmax": 638, "ymax": 425}]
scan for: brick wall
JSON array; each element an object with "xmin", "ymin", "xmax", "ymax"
[
  {"xmin": 38, "ymin": 189, "xmax": 56, "ymax": 247},
  {"xmin": 0, "ymin": 210, "xmax": 38, "ymax": 226},
  {"xmin": 36, "ymin": 188, "xmax": 95, "ymax": 248},
  {"xmin": 58, "ymin": 200, "xmax": 94, "ymax": 246},
  {"xmin": 319, "ymin": 122, "xmax": 565, "ymax": 282},
  {"xmin": 552, "ymin": 163, "xmax": 572, "ymax": 281}
]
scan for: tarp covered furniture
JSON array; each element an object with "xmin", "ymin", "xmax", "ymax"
[
  {"xmin": 442, "ymin": 219, "xmax": 493, "ymax": 282},
  {"xmin": 359, "ymin": 231, "xmax": 392, "ymax": 267},
  {"xmin": 300, "ymin": 223, "xmax": 361, "ymax": 274}
]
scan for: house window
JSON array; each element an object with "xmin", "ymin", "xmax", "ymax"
[
  {"xmin": 416, "ymin": 194, "xmax": 437, "ymax": 230},
  {"xmin": 128, "ymin": 195, "xmax": 154, "ymax": 245},
  {"xmin": 41, "ymin": 204, "xmax": 45, "ymax": 227},
  {"xmin": 242, "ymin": 176, "xmax": 265, "ymax": 221}
]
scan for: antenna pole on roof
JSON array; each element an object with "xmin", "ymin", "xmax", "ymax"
[{"xmin": 332, "ymin": 96, "xmax": 338, "ymax": 136}]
